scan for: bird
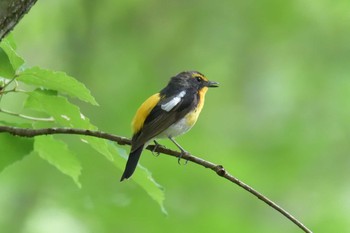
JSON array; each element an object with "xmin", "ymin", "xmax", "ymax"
[{"xmin": 120, "ymin": 71, "xmax": 218, "ymax": 181}]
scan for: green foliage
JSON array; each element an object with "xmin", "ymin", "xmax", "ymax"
[
  {"xmin": 18, "ymin": 67, "xmax": 98, "ymax": 105},
  {"xmin": 25, "ymin": 90, "xmax": 94, "ymax": 128},
  {"xmin": 0, "ymin": 47, "xmax": 15, "ymax": 78},
  {"xmin": 34, "ymin": 136, "xmax": 82, "ymax": 188},
  {"xmin": 1, "ymin": 1, "xmax": 350, "ymax": 232},
  {"xmin": 116, "ymin": 147, "xmax": 167, "ymax": 214},
  {"xmin": 0, "ymin": 35, "xmax": 24, "ymax": 70},
  {"xmin": 0, "ymin": 35, "xmax": 165, "ymax": 211},
  {"xmin": 0, "ymin": 133, "xmax": 33, "ymax": 172}
]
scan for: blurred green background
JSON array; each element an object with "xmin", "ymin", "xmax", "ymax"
[{"xmin": 1, "ymin": 0, "xmax": 350, "ymax": 232}]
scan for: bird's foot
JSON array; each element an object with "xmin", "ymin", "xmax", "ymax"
[
  {"xmin": 177, "ymin": 150, "xmax": 189, "ymax": 165},
  {"xmin": 152, "ymin": 140, "xmax": 165, "ymax": 156}
]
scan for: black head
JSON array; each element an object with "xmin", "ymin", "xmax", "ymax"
[{"xmin": 168, "ymin": 71, "xmax": 219, "ymax": 91}]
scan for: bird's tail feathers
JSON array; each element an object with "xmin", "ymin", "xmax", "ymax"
[{"xmin": 120, "ymin": 145, "xmax": 144, "ymax": 181}]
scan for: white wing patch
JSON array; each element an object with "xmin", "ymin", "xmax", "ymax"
[{"xmin": 161, "ymin": 90, "xmax": 186, "ymax": 112}]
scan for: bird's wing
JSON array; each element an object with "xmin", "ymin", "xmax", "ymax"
[{"xmin": 131, "ymin": 90, "xmax": 197, "ymax": 150}]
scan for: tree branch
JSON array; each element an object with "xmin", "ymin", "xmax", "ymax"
[
  {"xmin": 0, "ymin": 0, "xmax": 38, "ymax": 41},
  {"xmin": 0, "ymin": 125, "xmax": 312, "ymax": 233}
]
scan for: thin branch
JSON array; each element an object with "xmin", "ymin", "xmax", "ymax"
[
  {"xmin": 0, "ymin": 75, "xmax": 17, "ymax": 102},
  {"xmin": 0, "ymin": 109, "xmax": 54, "ymax": 122},
  {"xmin": 0, "ymin": 126, "xmax": 313, "ymax": 233},
  {"xmin": 2, "ymin": 75, "xmax": 18, "ymax": 89}
]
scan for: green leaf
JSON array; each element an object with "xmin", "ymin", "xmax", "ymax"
[
  {"xmin": 26, "ymin": 90, "xmax": 115, "ymax": 162},
  {"xmin": 81, "ymin": 137, "xmax": 115, "ymax": 161},
  {"xmin": 17, "ymin": 67, "xmax": 98, "ymax": 105},
  {"xmin": 2, "ymin": 34, "xmax": 17, "ymax": 49},
  {"xmin": 0, "ymin": 36, "xmax": 24, "ymax": 71},
  {"xmin": 83, "ymin": 137, "xmax": 166, "ymax": 211},
  {"xmin": 25, "ymin": 90, "xmax": 92, "ymax": 127},
  {"xmin": 0, "ymin": 48, "xmax": 15, "ymax": 78},
  {"xmin": 25, "ymin": 90, "xmax": 115, "ymax": 160},
  {"xmin": 34, "ymin": 136, "xmax": 82, "ymax": 188},
  {"xmin": 0, "ymin": 133, "xmax": 33, "ymax": 173},
  {"xmin": 116, "ymin": 148, "xmax": 167, "ymax": 214},
  {"xmin": 25, "ymin": 90, "xmax": 165, "ymax": 210}
]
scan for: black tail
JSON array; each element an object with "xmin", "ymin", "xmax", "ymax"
[{"xmin": 120, "ymin": 145, "xmax": 144, "ymax": 181}]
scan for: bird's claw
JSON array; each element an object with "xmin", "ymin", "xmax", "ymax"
[
  {"xmin": 177, "ymin": 150, "xmax": 189, "ymax": 165},
  {"xmin": 152, "ymin": 140, "xmax": 165, "ymax": 156}
]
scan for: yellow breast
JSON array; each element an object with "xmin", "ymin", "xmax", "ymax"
[
  {"xmin": 132, "ymin": 93, "xmax": 160, "ymax": 133},
  {"xmin": 185, "ymin": 86, "xmax": 208, "ymax": 126}
]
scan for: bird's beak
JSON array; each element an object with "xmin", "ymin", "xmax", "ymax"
[{"xmin": 207, "ymin": 80, "xmax": 219, "ymax": 88}]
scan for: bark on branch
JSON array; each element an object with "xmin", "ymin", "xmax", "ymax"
[
  {"xmin": 0, "ymin": 0, "xmax": 37, "ymax": 41},
  {"xmin": 0, "ymin": 125, "xmax": 313, "ymax": 233}
]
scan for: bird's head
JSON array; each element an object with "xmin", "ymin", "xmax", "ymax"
[{"xmin": 170, "ymin": 71, "xmax": 219, "ymax": 91}]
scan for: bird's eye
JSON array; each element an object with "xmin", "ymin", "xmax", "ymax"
[{"xmin": 196, "ymin": 76, "xmax": 202, "ymax": 82}]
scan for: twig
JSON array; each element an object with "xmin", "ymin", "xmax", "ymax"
[
  {"xmin": 0, "ymin": 108, "xmax": 54, "ymax": 121},
  {"xmin": 0, "ymin": 126, "xmax": 313, "ymax": 233},
  {"xmin": 0, "ymin": 75, "xmax": 18, "ymax": 102}
]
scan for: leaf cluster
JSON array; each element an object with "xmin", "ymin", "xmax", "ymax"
[{"xmin": 0, "ymin": 35, "xmax": 166, "ymax": 212}]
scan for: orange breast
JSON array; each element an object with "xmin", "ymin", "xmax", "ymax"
[{"xmin": 185, "ymin": 87, "xmax": 208, "ymax": 126}]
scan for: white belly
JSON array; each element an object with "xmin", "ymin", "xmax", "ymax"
[{"xmin": 157, "ymin": 117, "xmax": 193, "ymax": 138}]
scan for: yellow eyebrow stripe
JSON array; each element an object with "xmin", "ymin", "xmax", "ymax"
[
  {"xmin": 191, "ymin": 72, "xmax": 208, "ymax": 81},
  {"xmin": 132, "ymin": 93, "xmax": 160, "ymax": 134}
]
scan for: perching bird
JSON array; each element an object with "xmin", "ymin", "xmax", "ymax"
[{"xmin": 120, "ymin": 71, "xmax": 218, "ymax": 181}]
